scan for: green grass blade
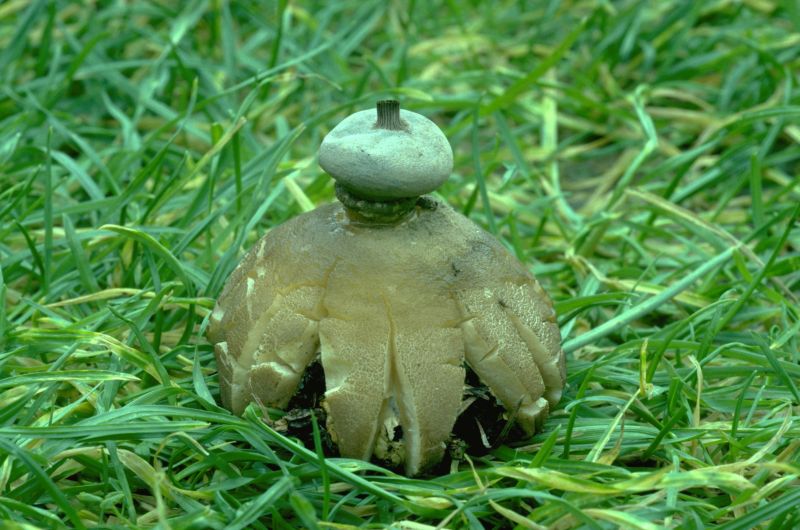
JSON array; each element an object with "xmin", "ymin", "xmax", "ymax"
[{"xmin": 564, "ymin": 245, "xmax": 739, "ymax": 353}]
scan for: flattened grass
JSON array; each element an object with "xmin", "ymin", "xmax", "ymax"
[{"xmin": 1, "ymin": 1, "xmax": 799, "ymax": 528}]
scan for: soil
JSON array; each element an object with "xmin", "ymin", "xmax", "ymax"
[{"xmin": 272, "ymin": 358, "xmax": 337, "ymax": 455}]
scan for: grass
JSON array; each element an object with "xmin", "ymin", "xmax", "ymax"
[{"xmin": 1, "ymin": 0, "xmax": 799, "ymax": 528}]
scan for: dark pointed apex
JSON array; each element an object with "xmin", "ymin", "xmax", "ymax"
[{"xmin": 375, "ymin": 100, "xmax": 407, "ymax": 131}]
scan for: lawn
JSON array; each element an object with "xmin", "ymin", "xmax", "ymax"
[{"xmin": 1, "ymin": 0, "xmax": 799, "ymax": 528}]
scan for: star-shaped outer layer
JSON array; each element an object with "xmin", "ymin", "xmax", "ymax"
[{"xmin": 208, "ymin": 199, "xmax": 565, "ymax": 476}]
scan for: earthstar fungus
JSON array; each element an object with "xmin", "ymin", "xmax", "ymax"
[{"xmin": 208, "ymin": 100, "xmax": 565, "ymax": 475}]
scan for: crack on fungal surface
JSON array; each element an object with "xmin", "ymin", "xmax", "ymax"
[{"xmin": 380, "ymin": 293, "xmax": 422, "ymax": 475}]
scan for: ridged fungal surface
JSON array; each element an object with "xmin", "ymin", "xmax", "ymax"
[{"xmin": 208, "ymin": 199, "xmax": 565, "ymax": 475}]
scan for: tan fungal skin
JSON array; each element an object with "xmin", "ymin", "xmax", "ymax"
[{"xmin": 208, "ymin": 199, "xmax": 565, "ymax": 475}]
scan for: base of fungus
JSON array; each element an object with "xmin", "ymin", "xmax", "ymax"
[
  {"xmin": 272, "ymin": 358, "xmax": 533, "ymax": 475},
  {"xmin": 272, "ymin": 358, "xmax": 337, "ymax": 454},
  {"xmin": 449, "ymin": 367, "xmax": 527, "ymax": 455},
  {"xmin": 373, "ymin": 398, "xmax": 405, "ymax": 469}
]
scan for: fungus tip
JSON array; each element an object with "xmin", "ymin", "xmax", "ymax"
[{"xmin": 375, "ymin": 99, "xmax": 407, "ymax": 131}]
